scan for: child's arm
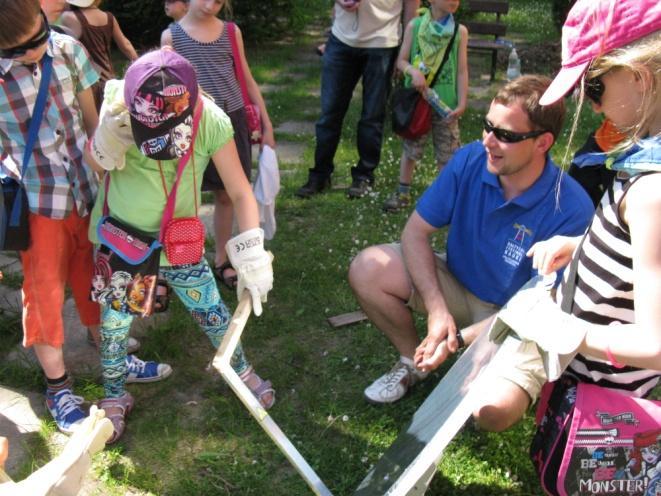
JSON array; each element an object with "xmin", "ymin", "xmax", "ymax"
[
  {"xmin": 402, "ymin": 0, "xmax": 421, "ymax": 28},
  {"xmin": 233, "ymin": 25, "xmax": 275, "ymax": 148},
  {"xmin": 396, "ymin": 20, "xmax": 426, "ymax": 91},
  {"xmin": 447, "ymin": 24, "xmax": 469, "ymax": 121},
  {"xmin": 60, "ymin": 12, "xmax": 83, "ymax": 39},
  {"xmin": 111, "ymin": 16, "xmax": 138, "ymax": 61},
  {"xmin": 212, "ymin": 139, "xmax": 259, "ymax": 230},
  {"xmin": 77, "ymin": 87, "xmax": 99, "ymax": 138},
  {"xmin": 160, "ymin": 28, "xmax": 174, "ymax": 49}
]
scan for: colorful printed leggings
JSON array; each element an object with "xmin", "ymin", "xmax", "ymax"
[{"xmin": 100, "ymin": 259, "xmax": 250, "ymax": 398}]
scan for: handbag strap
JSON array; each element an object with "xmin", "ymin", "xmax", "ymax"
[
  {"xmin": 158, "ymin": 98, "xmax": 204, "ymax": 240},
  {"xmin": 559, "ymin": 233, "xmax": 587, "ymax": 313},
  {"xmin": 227, "ymin": 22, "xmax": 250, "ymax": 106},
  {"xmin": 102, "ymin": 98, "xmax": 204, "ymax": 239},
  {"xmin": 8, "ymin": 53, "xmax": 53, "ymax": 226},
  {"xmin": 22, "ymin": 53, "xmax": 53, "ymax": 176}
]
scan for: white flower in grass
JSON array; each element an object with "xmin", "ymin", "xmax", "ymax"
[{"xmin": 342, "ymin": 415, "xmax": 349, "ymax": 422}]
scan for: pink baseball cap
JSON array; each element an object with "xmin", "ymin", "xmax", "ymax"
[{"xmin": 539, "ymin": 0, "xmax": 661, "ymax": 106}]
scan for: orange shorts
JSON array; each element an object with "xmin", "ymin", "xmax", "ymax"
[{"xmin": 20, "ymin": 210, "xmax": 100, "ymax": 348}]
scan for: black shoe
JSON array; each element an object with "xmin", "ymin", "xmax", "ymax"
[
  {"xmin": 347, "ymin": 178, "xmax": 373, "ymax": 199},
  {"xmin": 295, "ymin": 176, "xmax": 330, "ymax": 198}
]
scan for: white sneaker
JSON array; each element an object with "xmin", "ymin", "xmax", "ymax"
[{"xmin": 364, "ymin": 358, "xmax": 428, "ymax": 404}]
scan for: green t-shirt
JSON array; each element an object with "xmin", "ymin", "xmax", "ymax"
[
  {"xmin": 89, "ymin": 94, "xmax": 234, "ymax": 262},
  {"xmin": 407, "ymin": 17, "xmax": 461, "ymax": 109}
]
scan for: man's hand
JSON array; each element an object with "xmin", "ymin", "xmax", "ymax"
[
  {"xmin": 336, "ymin": 0, "xmax": 360, "ymax": 12},
  {"xmin": 414, "ymin": 310, "xmax": 458, "ymax": 372}
]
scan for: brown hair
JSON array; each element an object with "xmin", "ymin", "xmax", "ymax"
[
  {"xmin": 493, "ymin": 74, "xmax": 566, "ymax": 142},
  {"xmin": 0, "ymin": 0, "xmax": 41, "ymax": 48}
]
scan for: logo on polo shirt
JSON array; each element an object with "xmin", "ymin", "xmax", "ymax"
[{"xmin": 503, "ymin": 223, "xmax": 533, "ymax": 268}]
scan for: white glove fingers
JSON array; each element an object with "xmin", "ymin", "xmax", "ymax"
[{"xmin": 249, "ymin": 287, "xmax": 263, "ymax": 316}]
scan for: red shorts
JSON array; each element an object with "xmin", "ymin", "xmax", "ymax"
[{"xmin": 20, "ymin": 210, "xmax": 100, "ymax": 348}]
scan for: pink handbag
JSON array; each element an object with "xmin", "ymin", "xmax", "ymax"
[
  {"xmin": 531, "ymin": 379, "xmax": 661, "ymax": 496},
  {"xmin": 227, "ymin": 22, "xmax": 262, "ymax": 144}
]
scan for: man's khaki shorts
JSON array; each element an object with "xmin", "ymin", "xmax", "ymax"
[{"xmin": 386, "ymin": 242, "xmax": 545, "ymax": 402}]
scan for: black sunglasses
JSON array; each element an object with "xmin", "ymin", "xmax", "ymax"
[
  {"xmin": 483, "ymin": 118, "xmax": 547, "ymax": 143},
  {"xmin": 0, "ymin": 11, "xmax": 50, "ymax": 59},
  {"xmin": 584, "ymin": 75, "xmax": 605, "ymax": 105}
]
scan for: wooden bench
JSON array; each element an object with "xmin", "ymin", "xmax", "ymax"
[{"xmin": 464, "ymin": 0, "xmax": 510, "ymax": 82}]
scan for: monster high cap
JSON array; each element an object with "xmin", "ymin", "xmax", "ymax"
[{"xmin": 123, "ymin": 48, "xmax": 199, "ymax": 160}]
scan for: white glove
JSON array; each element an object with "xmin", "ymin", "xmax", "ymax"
[
  {"xmin": 226, "ymin": 228, "xmax": 273, "ymax": 316},
  {"xmin": 90, "ymin": 99, "xmax": 133, "ymax": 171},
  {"xmin": 488, "ymin": 276, "xmax": 589, "ymax": 381}
]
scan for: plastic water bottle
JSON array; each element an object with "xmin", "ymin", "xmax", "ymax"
[
  {"xmin": 424, "ymin": 88, "xmax": 452, "ymax": 118},
  {"xmin": 506, "ymin": 47, "xmax": 521, "ymax": 80}
]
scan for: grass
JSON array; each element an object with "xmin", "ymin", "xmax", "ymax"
[{"xmin": 0, "ymin": 1, "xmax": 652, "ymax": 495}]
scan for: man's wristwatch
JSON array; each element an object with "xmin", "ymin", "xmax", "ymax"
[{"xmin": 455, "ymin": 330, "xmax": 466, "ymax": 350}]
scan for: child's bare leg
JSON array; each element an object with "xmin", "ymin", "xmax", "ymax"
[
  {"xmin": 33, "ymin": 344, "xmax": 66, "ymax": 379},
  {"xmin": 213, "ymin": 190, "xmax": 237, "ymax": 284}
]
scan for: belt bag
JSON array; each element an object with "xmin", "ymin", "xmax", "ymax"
[
  {"xmin": 94, "ymin": 215, "xmax": 161, "ymax": 317},
  {"xmin": 391, "ymin": 87, "xmax": 432, "ymax": 140},
  {"xmin": 530, "ymin": 379, "xmax": 661, "ymax": 496},
  {"xmin": 0, "ymin": 179, "xmax": 30, "ymax": 251},
  {"xmin": 163, "ymin": 216, "xmax": 205, "ymax": 266}
]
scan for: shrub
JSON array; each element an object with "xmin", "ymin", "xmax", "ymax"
[
  {"xmin": 103, "ymin": 0, "xmax": 330, "ymax": 48},
  {"xmin": 551, "ymin": 0, "xmax": 575, "ymax": 32}
]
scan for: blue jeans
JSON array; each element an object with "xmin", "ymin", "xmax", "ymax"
[{"xmin": 311, "ymin": 34, "xmax": 397, "ymax": 183}]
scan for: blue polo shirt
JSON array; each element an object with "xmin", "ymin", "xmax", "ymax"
[{"xmin": 416, "ymin": 141, "xmax": 594, "ymax": 306}]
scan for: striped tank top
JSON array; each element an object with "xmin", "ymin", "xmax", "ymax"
[
  {"xmin": 170, "ymin": 22, "xmax": 244, "ymax": 113},
  {"xmin": 560, "ymin": 172, "xmax": 660, "ymax": 397}
]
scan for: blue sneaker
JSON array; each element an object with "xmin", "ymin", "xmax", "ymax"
[
  {"xmin": 125, "ymin": 354, "xmax": 172, "ymax": 384},
  {"xmin": 45, "ymin": 388, "xmax": 87, "ymax": 434}
]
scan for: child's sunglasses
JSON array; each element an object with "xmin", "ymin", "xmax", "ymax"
[
  {"xmin": 0, "ymin": 11, "xmax": 50, "ymax": 59},
  {"xmin": 483, "ymin": 118, "xmax": 547, "ymax": 143},
  {"xmin": 583, "ymin": 75, "xmax": 605, "ymax": 105}
]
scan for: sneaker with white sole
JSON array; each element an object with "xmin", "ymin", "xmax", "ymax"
[
  {"xmin": 364, "ymin": 359, "xmax": 428, "ymax": 404},
  {"xmin": 45, "ymin": 388, "xmax": 87, "ymax": 434},
  {"xmin": 124, "ymin": 354, "xmax": 172, "ymax": 384}
]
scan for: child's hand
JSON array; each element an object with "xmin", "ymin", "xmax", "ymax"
[
  {"xmin": 445, "ymin": 106, "xmax": 465, "ymax": 122},
  {"xmin": 527, "ymin": 235, "xmax": 579, "ymax": 276},
  {"xmin": 409, "ymin": 68, "xmax": 427, "ymax": 92},
  {"xmin": 261, "ymin": 123, "xmax": 276, "ymax": 149}
]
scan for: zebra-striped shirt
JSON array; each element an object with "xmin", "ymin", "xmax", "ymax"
[
  {"xmin": 170, "ymin": 22, "xmax": 244, "ymax": 113},
  {"xmin": 560, "ymin": 172, "xmax": 660, "ymax": 397}
]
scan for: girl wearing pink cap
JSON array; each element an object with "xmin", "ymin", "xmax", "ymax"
[{"xmin": 489, "ymin": 0, "xmax": 660, "ymax": 494}]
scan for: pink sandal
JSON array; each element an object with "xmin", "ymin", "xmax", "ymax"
[
  {"xmin": 239, "ymin": 367, "xmax": 276, "ymax": 410},
  {"xmin": 98, "ymin": 392, "xmax": 134, "ymax": 444}
]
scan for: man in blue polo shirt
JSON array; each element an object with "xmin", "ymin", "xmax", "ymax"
[{"xmin": 349, "ymin": 75, "xmax": 594, "ymax": 432}]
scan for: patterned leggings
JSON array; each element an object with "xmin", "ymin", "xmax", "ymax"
[{"xmin": 100, "ymin": 259, "xmax": 250, "ymax": 398}]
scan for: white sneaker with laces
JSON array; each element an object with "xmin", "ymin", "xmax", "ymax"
[{"xmin": 364, "ymin": 358, "xmax": 428, "ymax": 404}]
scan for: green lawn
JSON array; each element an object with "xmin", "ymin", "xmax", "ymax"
[{"xmin": 0, "ymin": 1, "xmax": 632, "ymax": 495}]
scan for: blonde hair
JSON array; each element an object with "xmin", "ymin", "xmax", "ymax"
[{"xmin": 562, "ymin": 31, "xmax": 661, "ymax": 168}]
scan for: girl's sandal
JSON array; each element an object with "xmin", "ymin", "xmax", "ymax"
[
  {"xmin": 213, "ymin": 261, "xmax": 238, "ymax": 290},
  {"xmin": 239, "ymin": 367, "xmax": 276, "ymax": 410},
  {"xmin": 98, "ymin": 392, "xmax": 134, "ymax": 444}
]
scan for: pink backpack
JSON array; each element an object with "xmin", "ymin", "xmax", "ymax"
[{"xmin": 531, "ymin": 379, "xmax": 661, "ymax": 496}]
